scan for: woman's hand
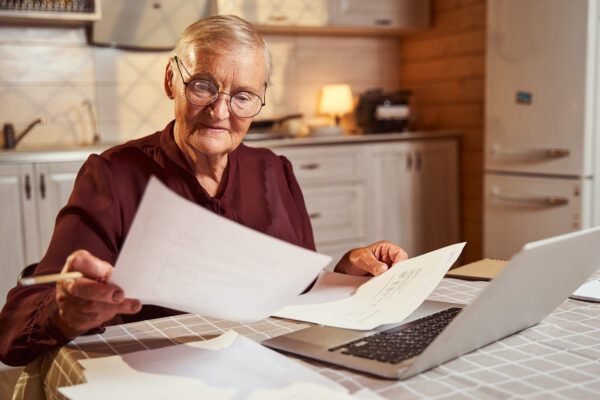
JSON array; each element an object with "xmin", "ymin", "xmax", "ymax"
[
  {"xmin": 52, "ymin": 250, "xmax": 142, "ymax": 337},
  {"xmin": 335, "ymin": 241, "xmax": 408, "ymax": 276}
]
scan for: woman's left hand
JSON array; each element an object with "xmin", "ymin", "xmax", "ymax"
[{"xmin": 335, "ymin": 241, "xmax": 408, "ymax": 276}]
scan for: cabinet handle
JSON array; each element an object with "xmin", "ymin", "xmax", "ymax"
[
  {"xmin": 39, "ymin": 173, "xmax": 46, "ymax": 199},
  {"xmin": 24, "ymin": 174, "xmax": 31, "ymax": 200},
  {"xmin": 406, "ymin": 153, "xmax": 413, "ymax": 171},
  {"xmin": 491, "ymin": 146, "xmax": 570, "ymax": 159},
  {"xmin": 415, "ymin": 151, "xmax": 422, "ymax": 171},
  {"xmin": 490, "ymin": 188, "xmax": 569, "ymax": 206},
  {"xmin": 300, "ymin": 163, "xmax": 320, "ymax": 170},
  {"xmin": 268, "ymin": 15, "xmax": 288, "ymax": 22},
  {"xmin": 309, "ymin": 212, "xmax": 322, "ymax": 219}
]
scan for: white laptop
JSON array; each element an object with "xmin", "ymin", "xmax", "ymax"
[{"xmin": 263, "ymin": 227, "xmax": 600, "ymax": 379}]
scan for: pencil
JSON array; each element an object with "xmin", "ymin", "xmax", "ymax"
[{"xmin": 18, "ymin": 271, "xmax": 84, "ymax": 286}]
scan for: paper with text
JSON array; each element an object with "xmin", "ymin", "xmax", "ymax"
[
  {"xmin": 111, "ymin": 177, "xmax": 331, "ymax": 322},
  {"xmin": 274, "ymin": 243, "xmax": 466, "ymax": 330},
  {"xmin": 59, "ymin": 331, "xmax": 350, "ymax": 400}
]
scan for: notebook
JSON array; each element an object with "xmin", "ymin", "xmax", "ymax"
[
  {"xmin": 263, "ymin": 227, "xmax": 600, "ymax": 379},
  {"xmin": 445, "ymin": 258, "xmax": 507, "ymax": 281}
]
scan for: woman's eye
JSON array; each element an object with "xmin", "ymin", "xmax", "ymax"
[
  {"xmin": 191, "ymin": 80, "xmax": 215, "ymax": 94},
  {"xmin": 234, "ymin": 92, "xmax": 253, "ymax": 102}
]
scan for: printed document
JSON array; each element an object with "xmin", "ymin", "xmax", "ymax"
[
  {"xmin": 111, "ymin": 177, "xmax": 331, "ymax": 322},
  {"xmin": 58, "ymin": 331, "xmax": 376, "ymax": 400},
  {"xmin": 274, "ymin": 243, "xmax": 465, "ymax": 330}
]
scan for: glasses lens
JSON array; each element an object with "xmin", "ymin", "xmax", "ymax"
[
  {"xmin": 230, "ymin": 91, "xmax": 262, "ymax": 118},
  {"xmin": 185, "ymin": 79, "xmax": 218, "ymax": 105}
]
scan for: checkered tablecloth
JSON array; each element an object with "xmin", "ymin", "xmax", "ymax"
[{"xmin": 12, "ymin": 273, "xmax": 600, "ymax": 400}]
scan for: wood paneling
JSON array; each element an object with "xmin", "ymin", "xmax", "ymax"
[{"xmin": 400, "ymin": 0, "xmax": 486, "ymax": 262}]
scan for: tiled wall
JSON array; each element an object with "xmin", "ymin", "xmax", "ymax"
[{"xmin": 0, "ymin": 25, "xmax": 400, "ymax": 147}]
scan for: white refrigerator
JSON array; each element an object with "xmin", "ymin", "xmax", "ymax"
[{"xmin": 484, "ymin": 0, "xmax": 600, "ymax": 259}]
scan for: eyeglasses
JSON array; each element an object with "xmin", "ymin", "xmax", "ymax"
[{"xmin": 171, "ymin": 56, "xmax": 266, "ymax": 119}]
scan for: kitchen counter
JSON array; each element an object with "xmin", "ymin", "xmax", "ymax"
[{"xmin": 0, "ymin": 131, "xmax": 461, "ymax": 164}]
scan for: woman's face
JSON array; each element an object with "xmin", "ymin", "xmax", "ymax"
[{"xmin": 167, "ymin": 46, "xmax": 267, "ymax": 159}]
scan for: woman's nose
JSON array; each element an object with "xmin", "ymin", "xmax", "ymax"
[{"xmin": 208, "ymin": 94, "xmax": 230, "ymax": 120}]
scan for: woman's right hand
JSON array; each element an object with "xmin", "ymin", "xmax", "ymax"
[{"xmin": 52, "ymin": 250, "xmax": 142, "ymax": 337}]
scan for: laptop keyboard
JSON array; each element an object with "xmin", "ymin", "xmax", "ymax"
[{"xmin": 328, "ymin": 307, "xmax": 462, "ymax": 365}]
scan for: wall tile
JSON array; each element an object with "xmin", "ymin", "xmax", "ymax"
[
  {"xmin": 0, "ymin": 45, "xmax": 95, "ymax": 85},
  {"xmin": 0, "ymin": 26, "xmax": 87, "ymax": 45},
  {"xmin": 0, "ymin": 85, "xmax": 97, "ymax": 146},
  {"xmin": 94, "ymin": 47, "xmax": 170, "ymax": 84}
]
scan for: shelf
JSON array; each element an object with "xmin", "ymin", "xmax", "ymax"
[{"xmin": 0, "ymin": 0, "xmax": 100, "ymax": 24}]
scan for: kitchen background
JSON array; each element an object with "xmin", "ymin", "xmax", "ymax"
[{"xmin": 0, "ymin": 0, "xmax": 485, "ymax": 263}]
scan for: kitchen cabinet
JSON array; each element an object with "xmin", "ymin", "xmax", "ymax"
[
  {"xmin": 367, "ymin": 139, "xmax": 460, "ymax": 257},
  {"xmin": 216, "ymin": 0, "xmax": 429, "ymax": 36},
  {"xmin": 330, "ymin": 0, "xmax": 429, "ymax": 29},
  {"xmin": 275, "ymin": 144, "xmax": 369, "ymax": 268},
  {"xmin": 0, "ymin": 161, "xmax": 83, "ymax": 308}
]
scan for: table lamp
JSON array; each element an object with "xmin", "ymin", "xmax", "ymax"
[{"xmin": 316, "ymin": 84, "xmax": 353, "ymax": 135}]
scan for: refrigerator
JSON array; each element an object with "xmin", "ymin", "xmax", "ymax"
[{"xmin": 484, "ymin": 0, "xmax": 600, "ymax": 259}]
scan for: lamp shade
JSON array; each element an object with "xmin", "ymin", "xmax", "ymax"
[{"xmin": 319, "ymin": 84, "xmax": 353, "ymax": 116}]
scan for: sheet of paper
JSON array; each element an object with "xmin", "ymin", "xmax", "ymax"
[
  {"xmin": 59, "ymin": 331, "xmax": 346, "ymax": 400},
  {"xmin": 274, "ymin": 243, "xmax": 466, "ymax": 330},
  {"xmin": 570, "ymin": 279, "xmax": 600, "ymax": 302},
  {"xmin": 111, "ymin": 177, "xmax": 331, "ymax": 322},
  {"xmin": 290, "ymin": 271, "xmax": 370, "ymax": 305}
]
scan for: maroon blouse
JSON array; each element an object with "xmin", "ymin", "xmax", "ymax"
[{"xmin": 0, "ymin": 121, "xmax": 315, "ymax": 366}]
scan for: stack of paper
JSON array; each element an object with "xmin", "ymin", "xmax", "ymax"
[{"xmin": 59, "ymin": 331, "xmax": 383, "ymax": 400}]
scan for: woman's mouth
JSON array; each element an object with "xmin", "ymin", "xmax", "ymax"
[{"xmin": 196, "ymin": 122, "xmax": 229, "ymax": 134}]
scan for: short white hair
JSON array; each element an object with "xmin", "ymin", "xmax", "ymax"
[{"xmin": 174, "ymin": 15, "xmax": 272, "ymax": 85}]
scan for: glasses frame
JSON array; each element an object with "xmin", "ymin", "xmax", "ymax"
[{"xmin": 171, "ymin": 56, "xmax": 266, "ymax": 119}]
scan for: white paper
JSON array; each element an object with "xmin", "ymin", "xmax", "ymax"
[
  {"xmin": 289, "ymin": 271, "xmax": 370, "ymax": 305},
  {"xmin": 59, "ymin": 331, "xmax": 346, "ymax": 400},
  {"xmin": 274, "ymin": 243, "xmax": 466, "ymax": 330},
  {"xmin": 571, "ymin": 279, "xmax": 600, "ymax": 302},
  {"xmin": 111, "ymin": 177, "xmax": 331, "ymax": 322}
]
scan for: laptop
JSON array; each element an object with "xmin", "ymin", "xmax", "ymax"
[{"xmin": 263, "ymin": 227, "xmax": 600, "ymax": 379}]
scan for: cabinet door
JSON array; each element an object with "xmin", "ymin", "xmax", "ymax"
[
  {"xmin": 332, "ymin": 0, "xmax": 429, "ymax": 28},
  {"xmin": 411, "ymin": 140, "xmax": 460, "ymax": 256},
  {"xmin": 0, "ymin": 164, "xmax": 38, "ymax": 307},
  {"xmin": 217, "ymin": 0, "xmax": 330, "ymax": 26},
  {"xmin": 369, "ymin": 140, "xmax": 460, "ymax": 257},
  {"xmin": 35, "ymin": 161, "xmax": 84, "ymax": 257},
  {"xmin": 369, "ymin": 142, "xmax": 418, "ymax": 254}
]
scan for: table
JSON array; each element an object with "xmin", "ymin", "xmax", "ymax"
[{"xmin": 12, "ymin": 274, "xmax": 600, "ymax": 400}]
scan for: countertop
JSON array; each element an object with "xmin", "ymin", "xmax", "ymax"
[{"xmin": 0, "ymin": 130, "xmax": 461, "ymax": 164}]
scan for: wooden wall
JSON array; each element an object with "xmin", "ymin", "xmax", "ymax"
[{"xmin": 399, "ymin": 0, "xmax": 486, "ymax": 263}]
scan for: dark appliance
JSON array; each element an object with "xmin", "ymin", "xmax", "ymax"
[{"xmin": 356, "ymin": 89, "xmax": 412, "ymax": 133}]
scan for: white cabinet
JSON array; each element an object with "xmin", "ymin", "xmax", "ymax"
[
  {"xmin": 275, "ymin": 144, "xmax": 370, "ymax": 268},
  {"xmin": 217, "ymin": 0, "xmax": 330, "ymax": 26},
  {"xmin": 331, "ymin": 0, "xmax": 430, "ymax": 29},
  {"xmin": 0, "ymin": 164, "xmax": 37, "ymax": 306},
  {"xmin": 216, "ymin": 0, "xmax": 429, "ymax": 29},
  {"xmin": 0, "ymin": 161, "xmax": 83, "ymax": 307},
  {"xmin": 368, "ymin": 139, "xmax": 460, "ymax": 257},
  {"xmin": 275, "ymin": 137, "xmax": 460, "ymax": 264}
]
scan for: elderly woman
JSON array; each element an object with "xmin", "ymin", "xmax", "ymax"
[{"xmin": 0, "ymin": 15, "xmax": 407, "ymax": 366}]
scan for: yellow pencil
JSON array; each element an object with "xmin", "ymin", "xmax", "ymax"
[{"xmin": 18, "ymin": 271, "xmax": 84, "ymax": 286}]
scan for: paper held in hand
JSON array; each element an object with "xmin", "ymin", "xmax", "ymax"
[
  {"xmin": 110, "ymin": 177, "xmax": 331, "ymax": 322},
  {"xmin": 274, "ymin": 243, "xmax": 466, "ymax": 330}
]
